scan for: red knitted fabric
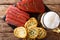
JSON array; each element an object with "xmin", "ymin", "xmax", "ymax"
[
  {"xmin": 17, "ymin": 0, "xmax": 45, "ymax": 13},
  {"xmin": 5, "ymin": 5, "xmax": 30, "ymax": 27}
]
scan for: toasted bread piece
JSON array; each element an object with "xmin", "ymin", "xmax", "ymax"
[
  {"xmin": 24, "ymin": 17, "xmax": 38, "ymax": 29},
  {"xmin": 14, "ymin": 27, "xmax": 27, "ymax": 38},
  {"xmin": 37, "ymin": 27, "xmax": 47, "ymax": 39},
  {"xmin": 28, "ymin": 27, "xmax": 38, "ymax": 39}
]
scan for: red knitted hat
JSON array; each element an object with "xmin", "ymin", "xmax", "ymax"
[
  {"xmin": 5, "ymin": 5, "xmax": 30, "ymax": 27},
  {"xmin": 17, "ymin": 0, "xmax": 45, "ymax": 13}
]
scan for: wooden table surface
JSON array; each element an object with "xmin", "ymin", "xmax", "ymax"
[{"xmin": 0, "ymin": 0, "xmax": 60, "ymax": 40}]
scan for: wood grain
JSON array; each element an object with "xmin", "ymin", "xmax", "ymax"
[
  {"xmin": 0, "ymin": 5, "xmax": 9, "ymax": 18},
  {"xmin": 46, "ymin": 5, "xmax": 60, "ymax": 16},
  {"xmin": 43, "ymin": 30, "xmax": 60, "ymax": 40},
  {"xmin": 46, "ymin": 5, "xmax": 60, "ymax": 11},
  {"xmin": 43, "ymin": 0, "xmax": 60, "ymax": 4},
  {"xmin": 0, "ymin": 0, "xmax": 19, "ymax": 4},
  {"xmin": 0, "ymin": 18, "xmax": 13, "ymax": 33},
  {"xmin": 0, "ymin": 33, "xmax": 20, "ymax": 40},
  {"xmin": 0, "ymin": 0, "xmax": 60, "ymax": 4}
]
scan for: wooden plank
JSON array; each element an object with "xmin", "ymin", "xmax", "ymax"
[
  {"xmin": 46, "ymin": 5, "xmax": 59, "ymax": 11},
  {"xmin": 0, "ymin": 33, "xmax": 20, "ymax": 40},
  {"xmin": 0, "ymin": 5, "xmax": 9, "ymax": 18},
  {"xmin": 0, "ymin": 0, "xmax": 19, "ymax": 4},
  {"xmin": 43, "ymin": 0, "xmax": 60, "ymax": 4},
  {"xmin": 0, "ymin": 0, "xmax": 60, "ymax": 4},
  {"xmin": 46, "ymin": 5, "xmax": 60, "ymax": 12},
  {"xmin": 0, "ymin": 18, "xmax": 13, "ymax": 33},
  {"xmin": 46, "ymin": 5, "xmax": 60, "ymax": 16},
  {"xmin": 44, "ymin": 30, "xmax": 59, "ymax": 40}
]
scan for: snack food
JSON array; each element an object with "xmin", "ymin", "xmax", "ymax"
[
  {"xmin": 41, "ymin": 11, "xmax": 60, "ymax": 29},
  {"xmin": 52, "ymin": 28, "xmax": 60, "ymax": 33},
  {"xmin": 37, "ymin": 27, "xmax": 47, "ymax": 39},
  {"xmin": 14, "ymin": 27, "xmax": 27, "ymax": 38},
  {"xmin": 28, "ymin": 27, "xmax": 38, "ymax": 39},
  {"xmin": 24, "ymin": 17, "xmax": 38, "ymax": 29},
  {"xmin": 5, "ymin": 5, "xmax": 30, "ymax": 27},
  {"xmin": 16, "ymin": 0, "xmax": 45, "ymax": 13}
]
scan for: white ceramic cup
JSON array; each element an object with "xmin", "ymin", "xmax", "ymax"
[{"xmin": 41, "ymin": 11, "xmax": 60, "ymax": 29}]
